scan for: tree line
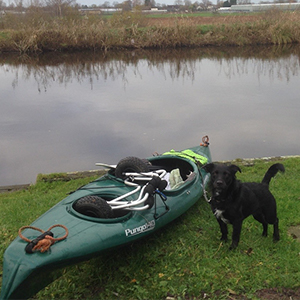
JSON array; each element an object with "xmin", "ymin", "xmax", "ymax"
[{"xmin": 0, "ymin": 0, "xmax": 297, "ymax": 16}]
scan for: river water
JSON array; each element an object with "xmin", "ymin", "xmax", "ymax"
[{"xmin": 1, "ymin": 45, "xmax": 299, "ymax": 186}]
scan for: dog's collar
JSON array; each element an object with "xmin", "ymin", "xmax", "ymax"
[{"xmin": 212, "ymin": 195, "xmax": 226, "ymax": 203}]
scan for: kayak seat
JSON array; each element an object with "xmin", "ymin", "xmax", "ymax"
[
  {"xmin": 149, "ymin": 158, "xmax": 194, "ymax": 181},
  {"xmin": 112, "ymin": 156, "xmax": 194, "ymax": 183},
  {"xmin": 111, "ymin": 156, "xmax": 195, "ymax": 191},
  {"xmin": 168, "ymin": 169, "xmax": 184, "ymax": 189}
]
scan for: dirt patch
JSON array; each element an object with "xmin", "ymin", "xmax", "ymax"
[
  {"xmin": 209, "ymin": 288, "xmax": 300, "ymax": 299},
  {"xmin": 180, "ymin": 288, "xmax": 300, "ymax": 299},
  {"xmin": 255, "ymin": 287, "xmax": 300, "ymax": 300},
  {"xmin": 288, "ymin": 225, "xmax": 300, "ymax": 242}
]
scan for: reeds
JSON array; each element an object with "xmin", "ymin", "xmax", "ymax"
[{"xmin": 1, "ymin": 10, "xmax": 300, "ymax": 53}]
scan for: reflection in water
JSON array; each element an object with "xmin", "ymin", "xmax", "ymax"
[
  {"xmin": 0, "ymin": 45, "xmax": 299, "ymax": 186},
  {"xmin": 2, "ymin": 44, "xmax": 300, "ymax": 90}
]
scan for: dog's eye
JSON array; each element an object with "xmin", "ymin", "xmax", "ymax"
[
  {"xmin": 211, "ymin": 171, "xmax": 218, "ymax": 179},
  {"xmin": 224, "ymin": 172, "xmax": 232, "ymax": 180}
]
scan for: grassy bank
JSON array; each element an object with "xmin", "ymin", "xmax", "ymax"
[
  {"xmin": 1, "ymin": 10, "xmax": 300, "ymax": 53},
  {"xmin": 0, "ymin": 157, "xmax": 300, "ymax": 299}
]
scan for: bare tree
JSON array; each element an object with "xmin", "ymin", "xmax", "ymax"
[
  {"xmin": 14, "ymin": 0, "xmax": 24, "ymax": 11},
  {"xmin": 0, "ymin": 0, "xmax": 7, "ymax": 10},
  {"xmin": 199, "ymin": 0, "xmax": 212, "ymax": 10},
  {"xmin": 29, "ymin": 0, "xmax": 44, "ymax": 7},
  {"xmin": 121, "ymin": 0, "xmax": 132, "ymax": 11},
  {"xmin": 102, "ymin": 1, "xmax": 110, "ymax": 7},
  {"xmin": 174, "ymin": 0, "xmax": 183, "ymax": 5},
  {"xmin": 45, "ymin": 0, "xmax": 76, "ymax": 17},
  {"xmin": 184, "ymin": 0, "xmax": 192, "ymax": 7},
  {"xmin": 191, "ymin": 0, "xmax": 199, "ymax": 10},
  {"xmin": 132, "ymin": 0, "xmax": 142, "ymax": 7}
]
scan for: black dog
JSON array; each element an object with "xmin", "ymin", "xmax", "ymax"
[{"xmin": 203, "ymin": 163, "xmax": 285, "ymax": 249}]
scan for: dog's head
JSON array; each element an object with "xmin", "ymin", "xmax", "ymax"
[{"xmin": 203, "ymin": 163, "xmax": 241, "ymax": 197}]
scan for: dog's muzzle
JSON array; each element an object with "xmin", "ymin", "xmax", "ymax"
[{"xmin": 213, "ymin": 180, "xmax": 226, "ymax": 194}]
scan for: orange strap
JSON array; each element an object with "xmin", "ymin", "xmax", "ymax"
[{"xmin": 18, "ymin": 225, "xmax": 68, "ymax": 253}]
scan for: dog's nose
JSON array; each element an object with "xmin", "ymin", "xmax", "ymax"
[{"xmin": 216, "ymin": 180, "xmax": 223, "ymax": 186}]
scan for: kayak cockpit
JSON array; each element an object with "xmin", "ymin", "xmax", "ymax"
[
  {"xmin": 70, "ymin": 156, "xmax": 201, "ymax": 222},
  {"xmin": 108, "ymin": 156, "xmax": 197, "ymax": 182}
]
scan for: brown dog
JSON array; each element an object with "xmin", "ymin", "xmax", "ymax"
[{"xmin": 203, "ymin": 163, "xmax": 285, "ymax": 249}]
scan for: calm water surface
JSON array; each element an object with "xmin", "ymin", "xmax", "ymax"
[{"xmin": 1, "ymin": 46, "xmax": 299, "ymax": 186}]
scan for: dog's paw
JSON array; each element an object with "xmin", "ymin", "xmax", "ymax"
[
  {"xmin": 229, "ymin": 242, "xmax": 238, "ymax": 250},
  {"xmin": 220, "ymin": 235, "xmax": 228, "ymax": 242}
]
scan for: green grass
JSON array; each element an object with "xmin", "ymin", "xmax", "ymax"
[
  {"xmin": 1, "ymin": 158, "xmax": 300, "ymax": 299},
  {"xmin": 0, "ymin": 31, "xmax": 9, "ymax": 39}
]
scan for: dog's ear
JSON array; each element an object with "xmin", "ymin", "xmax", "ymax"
[
  {"xmin": 229, "ymin": 164, "xmax": 242, "ymax": 174},
  {"xmin": 203, "ymin": 163, "xmax": 215, "ymax": 174}
]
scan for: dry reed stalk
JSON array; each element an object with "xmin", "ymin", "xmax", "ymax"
[{"xmin": 2, "ymin": 10, "xmax": 300, "ymax": 53}]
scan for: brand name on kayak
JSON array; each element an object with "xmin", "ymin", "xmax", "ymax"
[{"xmin": 125, "ymin": 220, "xmax": 155, "ymax": 237}]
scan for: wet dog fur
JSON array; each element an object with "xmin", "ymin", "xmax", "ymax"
[{"xmin": 203, "ymin": 163, "xmax": 285, "ymax": 249}]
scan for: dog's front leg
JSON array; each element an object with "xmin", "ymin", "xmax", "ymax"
[
  {"xmin": 217, "ymin": 219, "xmax": 228, "ymax": 242},
  {"xmin": 230, "ymin": 220, "xmax": 243, "ymax": 250}
]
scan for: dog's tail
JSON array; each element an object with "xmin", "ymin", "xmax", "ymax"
[{"xmin": 262, "ymin": 163, "xmax": 285, "ymax": 185}]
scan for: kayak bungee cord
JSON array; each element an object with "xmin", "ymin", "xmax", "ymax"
[
  {"xmin": 18, "ymin": 224, "xmax": 69, "ymax": 254},
  {"xmin": 107, "ymin": 169, "xmax": 167, "ymax": 211}
]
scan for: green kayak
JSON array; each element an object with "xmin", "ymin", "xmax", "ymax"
[{"xmin": 0, "ymin": 140, "xmax": 211, "ymax": 300}]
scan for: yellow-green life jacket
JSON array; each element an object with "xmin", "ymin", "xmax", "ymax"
[{"xmin": 162, "ymin": 149, "xmax": 208, "ymax": 165}]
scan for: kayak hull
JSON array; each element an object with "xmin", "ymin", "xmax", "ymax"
[{"xmin": 0, "ymin": 144, "xmax": 211, "ymax": 300}]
